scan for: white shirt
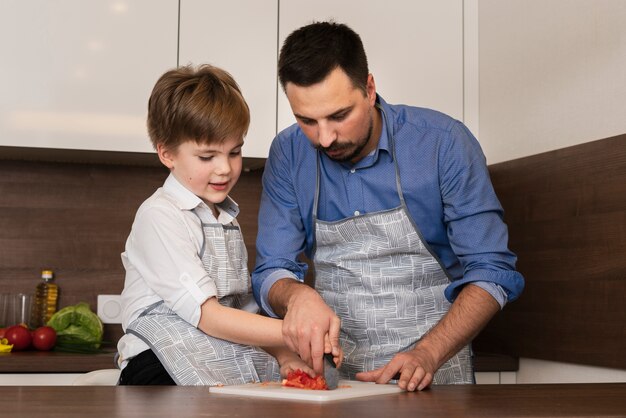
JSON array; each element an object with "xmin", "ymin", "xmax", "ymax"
[{"xmin": 117, "ymin": 173, "xmax": 244, "ymax": 368}]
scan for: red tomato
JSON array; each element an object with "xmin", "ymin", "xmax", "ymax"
[
  {"xmin": 0, "ymin": 328, "xmax": 6, "ymax": 339},
  {"xmin": 31, "ymin": 326, "xmax": 57, "ymax": 351},
  {"xmin": 282, "ymin": 369, "xmax": 328, "ymax": 390},
  {"xmin": 4, "ymin": 325, "xmax": 32, "ymax": 351}
]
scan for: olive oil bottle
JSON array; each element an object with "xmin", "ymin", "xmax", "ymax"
[{"xmin": 31, "ymin": 269, "xmax": 59, "ymax": 328}]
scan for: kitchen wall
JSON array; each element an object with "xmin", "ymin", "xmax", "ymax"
[
  {"xmin": 473, "ymin": 135, "xmax": 626, "ymax": 382},
  {"xmin": 470, "ymin": 0, "xmax": 626, "ymax": 382},
  {"xmin": 0, "ymin": 155, "xmax": 264, "ymax": 346},
  {"xmin": 473, "ymin": 0, "xmax": 626, "ymax": 165}
]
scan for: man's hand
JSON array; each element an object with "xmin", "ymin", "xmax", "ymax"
[
  {"xmin": 355, "ymin": 345, "xmax": 438, "ymax": 391},
  {"xmin": 269, "ymin": 279, "xmax": 342, "ymax": 375},
  {"xmin": 356, "ymin": 284, "xmax": 500, "ymax": 391}
]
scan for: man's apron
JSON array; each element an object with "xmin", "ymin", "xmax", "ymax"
[
  {"xmin": 312, "ymin": 109, "xmax": 473, "ymax": 384},
  {"xmin": 126, "ymin": 207, "xmax": 280, "ymax": 386}
]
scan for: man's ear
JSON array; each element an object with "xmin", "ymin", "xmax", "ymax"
[
  {"xmin": 366, "ymin": 73, "xmax": 377, "ymax": 105},
  {"xmin": 157, "ymin": 143, "xmax": 175, "ymax": 169}
]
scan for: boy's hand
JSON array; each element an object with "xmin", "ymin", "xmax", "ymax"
[{"xmin": 276, "ymin": 351, "xmax": 315, "ymax": 378}]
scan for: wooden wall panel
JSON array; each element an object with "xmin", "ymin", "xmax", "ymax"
[
  {"xmin": 3, "ymin": 134, "xmax": 624, "ymax": 370},
  {"xmin": 474, "ymin": 134, "xmax": 626, "ymax": 370},
  {"xmin": 0, "ymin": 158, "xmax": 264, "ymax": 322}
]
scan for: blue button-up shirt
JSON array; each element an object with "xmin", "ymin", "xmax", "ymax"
[{"xmin": 252, "ymin": 96, "xmax": 524, "ymax": 316}]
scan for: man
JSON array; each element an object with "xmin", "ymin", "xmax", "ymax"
[{"xmin": 252, "ymin": 21, "xmax": 524, "ymax": 392}]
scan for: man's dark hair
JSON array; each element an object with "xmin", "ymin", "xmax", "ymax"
[{"xmin": 278, "ymin": 21, "xmax": 369, "ymax": 93}]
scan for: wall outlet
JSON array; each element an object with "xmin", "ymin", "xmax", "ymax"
[{"xmin": 97, "ymin": 294, "xmax": 122, "ymax": 324}]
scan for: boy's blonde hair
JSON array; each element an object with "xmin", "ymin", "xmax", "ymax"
[{"xmin": 147, "ymin": 64, "xmax": 250, "ymax": 151}]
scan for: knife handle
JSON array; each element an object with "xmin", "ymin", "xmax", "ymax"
[{"xmin": 323, "ymin": 353, "xmax": 337, "ymax": 368}]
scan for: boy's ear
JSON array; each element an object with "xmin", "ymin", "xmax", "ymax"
[{"xmin": 157, "ymin": 143, "xmax": 175, "ymax": 169}]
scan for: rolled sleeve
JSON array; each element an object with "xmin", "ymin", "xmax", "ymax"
[
  {"xmin": 125, "ymin": 204, "xmax": 218, "ymax": 327},
  {"xmin": 444, "ymin": 269, "xmax": 525, "ymax": 305},
  {"xmin": 468, "ymin": 281, "xmax": 509, "ymax": 309},
  {"xmin": 172, "ymin": 272, "xmax": 218, "ymax": 326},
  {"xmin": 256, "ymin": 269, "xmax": 300, "ymax": 318}
]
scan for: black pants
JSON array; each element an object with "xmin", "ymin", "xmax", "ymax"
[{"xmin": 118, "ymin": 349, "xmax": 176, "ymax": 385}]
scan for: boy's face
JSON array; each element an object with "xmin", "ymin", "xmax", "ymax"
[{"xmin": 158, "ymin": 136, "xmax": 244, "ymax": 208}]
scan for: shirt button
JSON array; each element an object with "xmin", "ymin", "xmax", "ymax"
[
  {"xmin": 354, "ymin": 210, "xmax": 360, "ymax": 216},
  {"xmin": 350, "ymin": 168, "xmax": 356, "ymax": 174}
]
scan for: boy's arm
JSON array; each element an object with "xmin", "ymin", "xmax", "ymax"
[
  {"xmin": 198, "ymin": 297, "xmax": 320, "ymax": 380},
  {"xmin": 198, "ymin": 297, "xmax": 315, "ymax": 378},
  {"xmin": 197, "ymin": 297, "xmax": 285, "ymax": 347}
]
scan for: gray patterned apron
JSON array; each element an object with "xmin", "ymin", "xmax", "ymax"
[
  {"xmin": 126, "ymin": 207, "xmax": 280, "ymax": 386},
  {"xmin": 313, "ymin": 108, "xmax": 473, "ymax": 384}
]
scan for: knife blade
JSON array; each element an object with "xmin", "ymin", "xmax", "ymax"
[{"xmin": 323, "ymin": 353, "xmax": 339, "ymax": 390}]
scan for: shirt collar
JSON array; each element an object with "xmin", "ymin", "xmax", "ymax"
[
  {"xmin": 163, "ymin": 173, "xmax": 240, "ymax": 223},
  {"xmin": 375, "ymin": 100, "xmax": 392, "ymax": 156}
]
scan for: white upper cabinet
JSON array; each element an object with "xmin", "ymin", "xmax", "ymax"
[
  {"xmin": 0, "ymin": 1, "xmax": 462, "ymax": 158},
  {"xmin": 179, "ymin": 0, "xmax": 278, "ymax": 159},
  {"xmin": 0, "ymin": 0, "xmax": 178, "ymax": 153},
  {"xmin": 277, "ymin": 0, "xmax": 463, "ymax": 133}
]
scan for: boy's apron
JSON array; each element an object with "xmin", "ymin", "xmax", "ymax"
[
  {"xmin": 126, "ymin": 207, "xmax": 280, "ymax": 386},
  {"xmin": 312, "ymin": 107, "xmax": 473, "ymax": 384}
]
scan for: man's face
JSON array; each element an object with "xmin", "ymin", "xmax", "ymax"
[{"xmin": 285, "ymin": 67, "xmax": 378, "ymax": 163}]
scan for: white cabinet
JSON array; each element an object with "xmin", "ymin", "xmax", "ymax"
[
  {"xmin": 0, "ymin": 0, "xmax": 178, "ymax": 153},
  {"xmin": 1, "ymin": 1, "xmax": 463, "ymax": 158},
  {"xmin": 177, "ymin": 0, "xmax": 279, "ymax": 159},
  {"xmin": 277, "ymin": 0, "xmax": 464, "ymax": 133}
]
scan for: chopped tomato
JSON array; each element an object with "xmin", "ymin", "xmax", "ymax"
[{"xmin": 282, "ymin": 369, "xmax": 328, "ymax": 390}]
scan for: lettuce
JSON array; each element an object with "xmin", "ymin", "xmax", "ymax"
[{"xmin": 47, "ymin": 302, "xmax": 104, "ymax": 350}]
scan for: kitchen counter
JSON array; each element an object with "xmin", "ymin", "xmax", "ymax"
[
  {"xmin": 0, "ymin": 349, "xmax": 117, "ymax": 373},
  {"xmin": 1, "ymin": 383, "xmax": 624, "ymax": 417}
]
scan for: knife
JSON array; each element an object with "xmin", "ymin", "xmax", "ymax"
[{"xmin": 323, "ymin": 353, "xmax": 339, "ymax": 390}]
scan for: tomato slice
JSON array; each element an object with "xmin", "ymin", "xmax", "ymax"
[{"xmin": 282, "ymin": 369, "xmax": 328, "ymax": 390}]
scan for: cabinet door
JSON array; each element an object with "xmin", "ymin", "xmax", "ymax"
[
  {"xmin": 277, "ymin": 0, "xmax": 463, "ymax": 132},
  {"xmin": 179, "ymin": 0, "xmax": 278, "ymax": 159},
  {"xmin": 0, "ymin": 0, "xmax": 178, "ymax": 153}
]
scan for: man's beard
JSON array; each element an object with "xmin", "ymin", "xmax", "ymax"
[{"xmin": 319, "ymin": 115, "xmax": 374, "ymax": 162}]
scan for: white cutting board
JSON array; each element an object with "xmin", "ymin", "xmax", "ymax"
[{"xmin": 209, "ymin": 380, "xmax": 403, "ymax": 402}]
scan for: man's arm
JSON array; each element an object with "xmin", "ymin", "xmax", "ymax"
[
  {"xmin": 356, "ymin": 120, "xmax": 521, "ymax": 391},
  {"xmin": 252, "ymin": 137, "xmax": 342, "ymax": 375},
  {"xmin": 268, "ymin": 278, "xmax": 342, "ymax": 375},
  {"xmin": 439, "ymin": 121, "xmax": 525, "ymax": 303},
  {"xmin": 251, "ymin": 136, "xmax": 310, "ymax": 315},
  {"xmin": 356, "ymin": 284, "xmax": 499, "ymax": 391}
]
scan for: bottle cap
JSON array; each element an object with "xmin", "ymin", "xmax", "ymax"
[{"xmin": 41, "ymin": 269, "xmax": 54, "ymax": 280}]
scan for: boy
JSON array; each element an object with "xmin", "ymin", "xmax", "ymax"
[{"xmin": 117, "ymin": 65, "xmax": 312, "ymax": 385}]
